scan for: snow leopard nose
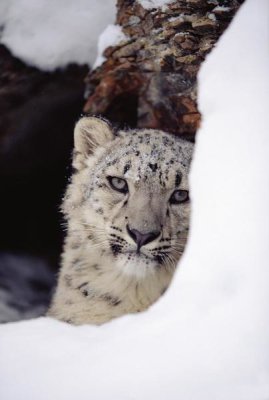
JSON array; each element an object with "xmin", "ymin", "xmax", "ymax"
[{"xmin": 126, "ymin": 225, "xmax": 160, "ymax": 251}]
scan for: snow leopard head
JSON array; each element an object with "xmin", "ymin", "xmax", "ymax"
[{"xmin": 63, "ymin": 117, "xmax": 193, "ymax": 278}]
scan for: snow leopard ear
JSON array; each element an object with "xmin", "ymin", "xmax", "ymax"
[{"xmin": 73, "ymin": 116, "xmax": 114, "ymax": 169}]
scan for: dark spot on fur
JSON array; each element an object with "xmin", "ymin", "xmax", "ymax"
[
  {"xmin": 135, "ymin": 283, "xmax": 139, "ymax": 295},
  {"xmin": 155, "ymin": 245, "xmax": 171, "ymax": 251},
  {"xmin": 123, "ymin": 163, "xmax": 131, "ymax": 174},
  {"xmin": 158, "ymin": 171, "xmax": 165, "ymax": 188},
  {"xmin": 149, "ymin": 163, "xmax": 158, "ymax": 172},
  {"xmin": 102, "ymin": 293, "xmax": 121, "ymax": 306},
  {"xmin": 175, "ymin": 172, "xmax": 181, "ymax": 187},
  {"xmin": 160, "ymin": 237, "xmax": 171, "ymax": 242},
  {"xmin": 65, "ymin": 299, "xmax": 74, "ymax": 305},
  {"xmin": 166, "ymin": 209, "xmax": 170, "ymax": 217},
  {"xmin": 111, "ymin": 226, "xmax": 122, "ymax": 232},
  {"xmin": 111, "ymin": 243, "xmax": 122, "ymax": 255},
  {"xmin": 92, "ymin": 264, "xmax": 100, "ymax": 270},
  {"xmin": 110, "ymin": 233, "xmax": 126, "ymax": 243},
  {"xmin": 96, "ymin": 208, "xmax": 104, "ymax": 215},
  {"xmin": 77, "ymin": 282, "xmax": 88, "ymax": 290},
  {"xmin": 162, "ymin": 137, "xmax": 170, "ymax": 146}
]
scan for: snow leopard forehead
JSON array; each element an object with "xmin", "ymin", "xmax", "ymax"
[{"xmin": 92, "ymin": 129, "xmax": 192, "ymax": 190}]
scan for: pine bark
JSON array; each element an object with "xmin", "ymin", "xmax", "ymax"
[{"xmin": 84, "ymin": 0, "xmax": 244, "ymax": 140}]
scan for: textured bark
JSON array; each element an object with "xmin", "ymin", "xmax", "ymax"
[{"xmin": 84, "ymin": 0, "xmax": 244, "ymax": 140}]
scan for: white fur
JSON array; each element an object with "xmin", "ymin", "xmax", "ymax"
[{"xmin": 48, "ymin": 118, "xmax": 193, "ymax": 325}]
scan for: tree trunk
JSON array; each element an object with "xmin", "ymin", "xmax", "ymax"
[{"xmin": 84, "ymin": 0, "xmax": 244, "ymax": 140}]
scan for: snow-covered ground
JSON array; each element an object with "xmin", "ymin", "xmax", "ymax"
[
  {"xmin": 0, "ymin": 0, "xmax": 116, "ymax": 70},
  {"xmin": 0, "ymin": 0, "xmax": 268, "ymax": 399}
]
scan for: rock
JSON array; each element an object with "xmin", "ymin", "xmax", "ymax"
[{"xmin": 84, "ymin": 0, "xmax": 244, "ymax": 140}]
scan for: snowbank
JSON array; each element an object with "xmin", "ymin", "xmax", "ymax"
[
  {"xmin": 0, "ymin": 0, "xmax": 116, "ymax": 70},
  {"xmin": 0, "ymin": 0, "xmax": 268, "ymax": 399}
]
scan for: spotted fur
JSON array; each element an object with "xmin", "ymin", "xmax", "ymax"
[{"xmin": 47, "ymin": 117, "xmax": 193, "ymax": 325}]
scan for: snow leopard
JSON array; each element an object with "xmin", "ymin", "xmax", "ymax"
[{"xmin": 47, "ymin": 117, "xmax": 193, "ymax": 325}]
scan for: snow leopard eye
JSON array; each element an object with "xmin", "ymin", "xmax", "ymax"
[
  {"xmin": 169, "ymin": 189, "xmax": 189, "ymax": 205},
  {"xmin": 107, "ymin": 176, "xmax": 128, "ymax": 194}
]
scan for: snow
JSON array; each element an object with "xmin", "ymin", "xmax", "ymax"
[
  {"xmin": 0, "ymin": 0, "xmax": 116, "ymax": 71},
  {"xmin": 0, "ymin": 0, "xmax": 269, "ymax": 399},
  {"xmin": 207, "ymin": 12, "xmax": 217, "ymax": 21},
  {"xmin": 213, "ymin": 6, "xmax": 231, "ymax": 12},
  {"xmin": 137, "ymin": 0, "xmax": 175, "ymax": 10},
  {"xmin": 93, "ymin": 24, "xmax": 129, "ymax": 69}
]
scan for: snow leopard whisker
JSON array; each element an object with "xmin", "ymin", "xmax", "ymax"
[
  {"xmin": 161, "ymin": 254, "xmax": 176, "ymax": 271},
  {"xmin": 89, "ymin": 241, "xmax": 110, "ymax": 250},
  {"xmin": 171, "ymin": 244, "xmax": 186, "ymax": 253},
  {"xmin": 166, "ymin": 253, "xmax": 179, "ymax": 268},
  {"xmin": 155, "ymin": 251, "xmax": 174, "ymax": 268},
  {"xmin": 82, "ymin": 226, "xmax": 107, "ymax": 234}
]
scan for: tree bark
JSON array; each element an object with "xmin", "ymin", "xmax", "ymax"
[{"xmin": 84, "ymin": 0, "xmax": 244, "ymax": 140}]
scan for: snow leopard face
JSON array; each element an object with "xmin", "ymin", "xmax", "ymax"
[{"xmin": 63, "ymin": 117, "xmax": 193, "ymax": 278}]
